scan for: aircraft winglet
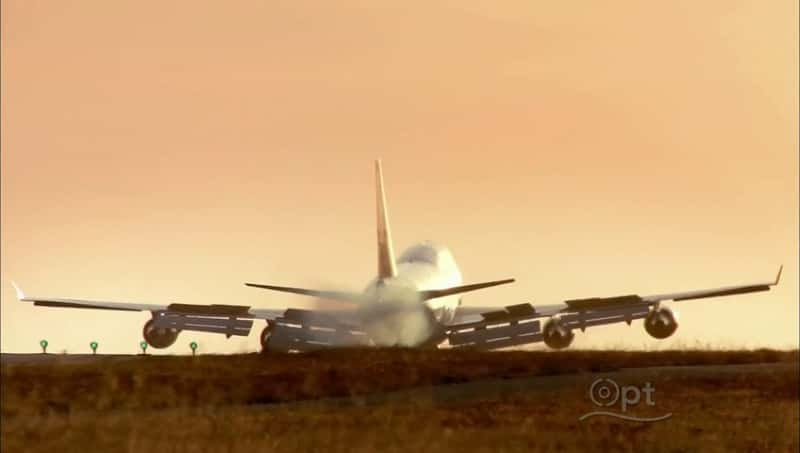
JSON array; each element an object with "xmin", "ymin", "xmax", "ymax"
[
  {"xmin": 774, "ymin": 265, "xmax": 783, "ymax": 286},
  {"xmin": 11, "ymin": 281, "xmax": 26, "ymax": 301}
]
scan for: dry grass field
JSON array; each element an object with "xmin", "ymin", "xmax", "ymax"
[{"xmin": 2, "ymin": 349, "xmax": 798, "ymax": 452}]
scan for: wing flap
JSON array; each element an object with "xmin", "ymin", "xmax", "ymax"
[
  {"xmin": 564, "ymin": 294, "xmax": 643, "ymax": 310},
  {"xmin": 153, "ymin": 312, "xmax": 254, "ymax": 337},
  {"xmin": 447, "ymin": 303, "xmax": 652, "ymax": 350},
  {"xmin": 167, "ymin": 303, "xmax": 252, "ymax": 316}
]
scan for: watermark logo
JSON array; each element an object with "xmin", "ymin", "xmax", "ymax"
[{"xmin": 579, "ymin": 378, "xmax": 672, "ymax": 422}]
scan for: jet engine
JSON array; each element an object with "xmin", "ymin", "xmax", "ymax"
[
  {"xmin": 142, "ymin": 318, "xmax": 179, "ymax": 349},
  {"xmin": 644, "ymin": 306, "xmax": 678, "ymax": 339},
  {"xmin": 542, "ymin": 317, "xmax": 574, "ymax": 349}
]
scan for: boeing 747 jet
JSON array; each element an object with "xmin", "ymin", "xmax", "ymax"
[{"xmin": 13, "ymin": 161, "xmax": 782, "ymax": 352}]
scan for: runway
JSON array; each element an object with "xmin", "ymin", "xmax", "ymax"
[
  {"xmin": 3, "ymin": 349, "xmax": 797, "ymax": 452},
  {"xmin": 3, "ymin": 350, "xmax": 795, "ymax": 408},
  {"xmin": 1, "ymin": 352, "xmax": 140, "ymax": 366},
  {"xmin": 243, "ymin": 360, "xmax": 799, "ymax": 410}
]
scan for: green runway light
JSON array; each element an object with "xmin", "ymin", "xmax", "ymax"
[
  {"xmin": 189, "ymin": 341, "xmax": 198, "ymax": 356},
  {"xmin": 90, "ymin": 341, "xmax": 99, "ymax": 355},
  {"xmin": 39, "ymin": 339, "xmax": 48, "ymax": 354},
  {"xmin": 140, "ymin": 341, "xmax": 148, "ymax": 354}
]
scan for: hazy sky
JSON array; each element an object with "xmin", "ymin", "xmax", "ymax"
[{"xmin": 2, "ymin": 1, "xmax": 797, "ymax": 354}]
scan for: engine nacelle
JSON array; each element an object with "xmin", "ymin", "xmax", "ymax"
[
  {"xmin": 542, "ymin": 317, "xmax": 574, "ymax": 350},
  {"xmin": 142, "ymin": 318, "xmax": 180, "ymax": 349},
  {"xmin": 644, "ymin": 307, "xmax": 679, "ymax": 339}
]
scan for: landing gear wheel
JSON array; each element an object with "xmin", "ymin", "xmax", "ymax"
[{"xmin": 260, "ymin": 322, "xmax": 273, "ymax": 353}]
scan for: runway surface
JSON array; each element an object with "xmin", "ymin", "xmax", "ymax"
[
  {"xmin": 1, "ymin": 352, "xmax": 140, "ymax": 366},
  {"xmin": 249, "ymin": 361, "xmax": 798, "ymax": 410},
  {"xmin": 3, "ymin": 351, "xmax": 795, "ymax": 409},
  {"xmin": 4, "ymin": 350, "xmax": 796, "ymax": 452}
]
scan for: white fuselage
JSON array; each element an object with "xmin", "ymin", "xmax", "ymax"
[{"xmin": 359, "ymin": 241, "xmax": 463, "ymax": 347}]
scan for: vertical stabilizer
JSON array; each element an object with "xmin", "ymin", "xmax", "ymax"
[{"xmin": 375, "ymin": 160, "xmax": 397, "ymax": 279}]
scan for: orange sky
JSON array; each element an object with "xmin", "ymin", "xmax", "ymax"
[{"xmin": 2, "ymin": 1, "xmax": 797, "ymax": 353}]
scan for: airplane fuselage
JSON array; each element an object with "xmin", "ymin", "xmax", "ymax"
[{"xmin": 360, "ymin": 241, "xmax": 463, "ymax": 346}]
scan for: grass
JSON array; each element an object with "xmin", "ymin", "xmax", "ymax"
[{"xmin": 1, "ymin": 348, "xmax": 798, "ymax": 452}]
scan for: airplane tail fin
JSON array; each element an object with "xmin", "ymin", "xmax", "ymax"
[
  {"xmin": 375, "ymin": 160, "xmax": 397, "ymax": 279},
  {"xmin": 245, "ymin": 160, "xmax": 399, "ymax": 303},
  {"xmin": 245, "ymin": 161, "xmax": 515, "ymax": 305}
]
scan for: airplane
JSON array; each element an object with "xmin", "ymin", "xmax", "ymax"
[{"xmin": 12, "ymin": 160, "xmax": 782, "ymax": 352}]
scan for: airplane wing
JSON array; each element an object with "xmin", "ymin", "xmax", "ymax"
[
  {"xmin": 11, "ymin": 281, "xmax": 318, "ymax": 320},
  {"xmin": 12, "ymin": 281, "xmax": 170, "ymax": 312},
  {"xmin": 446, "ymin": 266, "xmax": 782, "ymax": 350},
  {"xmin": 640, "ymin": 265, "xmax": 782, "ymax": 303},
  {"xmin": 12, "ymin": 281, "xmax": 363, "ymax": 351}
]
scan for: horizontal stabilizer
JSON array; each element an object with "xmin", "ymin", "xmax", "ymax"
[
  {"xmin": 419, "ymin": 278, "xmax": 515, "ymax": 301},
  {"xmin": 244, "ymin": 282, "xmax": 363, "ymax": 304}
]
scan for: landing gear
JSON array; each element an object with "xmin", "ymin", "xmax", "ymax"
[{"xmin": 260, "ymin": 322, "xmax": 274, "ymax": 352}]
